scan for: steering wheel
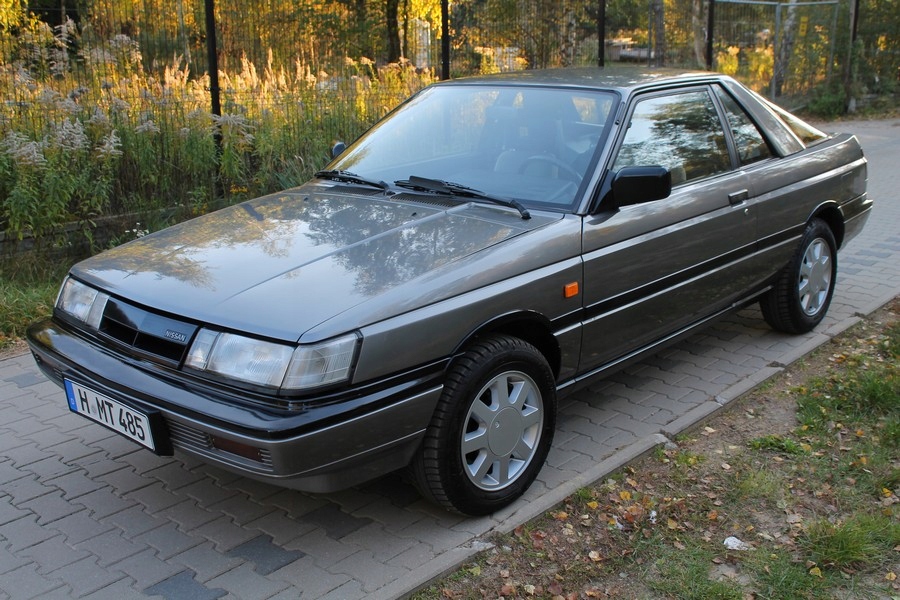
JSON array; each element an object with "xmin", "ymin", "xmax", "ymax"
[{"xmin": 518, "ymin": 155, "xmax": 583, "ymax": 183}]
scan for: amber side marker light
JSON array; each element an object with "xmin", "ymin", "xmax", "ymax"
[
  {"xmin": 564, "ymin": 282, "xmax": 579, "ymax": 298},
  {"xmin": 211, "ymin": 436, "xmax": 263, "ymax": 462}
]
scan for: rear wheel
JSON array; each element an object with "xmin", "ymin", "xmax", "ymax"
[
  {"xmin": 410, "ymin": 335, "xmax": 556, "ymax": 515},
  {"xmin": 761, "ymin": 218, "xmax": 837, "ymax": 334}
]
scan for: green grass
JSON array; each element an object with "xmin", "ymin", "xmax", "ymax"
[
  {"xmin": 749, "ymin": 434, "xmax": 807, "ymax": 454},
  {"xmin": 746, "ymin": 548, "xmax": 832, "ymax": 599},
  {"xmin": 731, "ymin": 465, "xmax": 786, "ymax": 504},
  {"xmin": 800, "ymin": 513, "xmax": 900, "ymax": 569},
  {"xmin": 647, "ymin": 543, "xmax": 744, "ymax": 600},
  {"xmin": 0, "ymin": 262, "xmax": 66, "ymax": 349}
]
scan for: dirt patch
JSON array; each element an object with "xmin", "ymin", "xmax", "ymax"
[{"xmin": 0, "ymin": 339, "xmax": 29, "ymax": 361}]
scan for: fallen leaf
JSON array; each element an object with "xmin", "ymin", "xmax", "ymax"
[
  {"xmin": 620, "ymin": 490, "xmax": 632, "ymax": 501},
  {"xmin": 887, "ymin": 572, "xmax": 897, "ymax": 582},
  {"xmin": 587, "ymin": 501, "xmax": 599, "ymax": 510},
  {"xmin": 500, "ymin": 583, "xmax": 516, "ymax": 595},
  {"xmin": 500, "ymin": 569, "xmax": 510, "ymax": 578},
  {"xmin": 589, "ymin": 550, "xmax": 603, "ymax": 562},
  {"xmin": 809, "ymin": 567, "xmax": 823, "ymax": 578},
  {"xmin": 721, "ymin": 462, "xmax": 731, "ymax": 471}
]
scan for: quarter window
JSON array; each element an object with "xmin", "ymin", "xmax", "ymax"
[
  {"xmin": 614, "ymin": 90, "xmax": 730, "ymax": 186},
  {"xmin": 714, "ymin": 86, "xmax": 772, "ymax": 165}
]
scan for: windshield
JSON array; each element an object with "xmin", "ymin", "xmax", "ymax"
[{"xmin": 329, "ymin": 84, "xmax": 617, "ymax": 211}]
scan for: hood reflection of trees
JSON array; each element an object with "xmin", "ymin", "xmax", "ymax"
[{"xmin": 81, "ymin": 186, "xmax": 515, "ymax": 296}]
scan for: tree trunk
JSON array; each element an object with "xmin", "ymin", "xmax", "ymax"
[
  {"xmin": 774, "ymin": 0, "xmax": 799, "ymax": 96},
  {"xmin": 560, "ymin": 9, "xmax": 577, "ymax": 66},
  {"xmin": 692, "ymin": 0, "xmax": 706, "ymax": 68},
  {"xmin": 653, "ymin": 0, "xmax": 665, "ymax": 67}
]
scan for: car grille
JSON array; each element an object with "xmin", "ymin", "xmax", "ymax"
[
  {"xmin": 391, "ymin": 193, "xmax": 462, "ymax": 208},
  {"xmin": 167, "ymin": 420, "xmax": 274, "ymax": 470},
  {"xmin": 97, "ymin": 298, "xmax": 197, "ymax": 366}
]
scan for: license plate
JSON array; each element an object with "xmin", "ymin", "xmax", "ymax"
[{"xmin": 64, "ymin": 380, "xmax": 157, "ymax": 451}]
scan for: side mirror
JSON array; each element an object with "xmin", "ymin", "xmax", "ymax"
[
  {"xmin": 611, "ymin": 166, "xmax": 672, "ymax": 208},
  {"xmin": 331, "ymin": 141, "xmax": 346, "ymax": 159}
]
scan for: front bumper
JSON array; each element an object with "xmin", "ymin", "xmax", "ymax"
[{"xmin": 26, "ymin": 319, "xmax": 443, "ymax": 492}]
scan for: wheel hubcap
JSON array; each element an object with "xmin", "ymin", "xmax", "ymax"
[
  {"xmin": 461, "ymin": 371, "xmax": 544, "ymax": 491},
  {"xmin": 798, "ymin": 237, "xmax": 832, "ymax": 316}
]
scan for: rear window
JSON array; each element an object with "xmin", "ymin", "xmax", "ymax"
[{"xmin": 761, "ymin": 98, "xmax": 828, "ymax": 147}]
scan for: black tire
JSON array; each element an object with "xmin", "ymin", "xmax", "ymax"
[
  {"xmin": 760, "ymin": 218, "xmax": 837, "ymax": 334},
  {"xmin": 409, "ymin": 335, "xmax": 556, "ymax": 515}
]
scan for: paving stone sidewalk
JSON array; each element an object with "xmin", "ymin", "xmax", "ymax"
[{"xmin": 1, "ymin": 120, "xmax": 898, "ymax": 600}]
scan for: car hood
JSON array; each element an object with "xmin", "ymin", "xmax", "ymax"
[{"xmin": 73, "ymin": 183, "xmax": 562, "ymax": 342}]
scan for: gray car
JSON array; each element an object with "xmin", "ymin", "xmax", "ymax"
[{"xmin": 27, "ymin": 68, "xmax": 871, "ymax": 515}]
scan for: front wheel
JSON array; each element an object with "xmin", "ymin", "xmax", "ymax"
[
  {"xmin": 409, "ymin": 335, "xmax": 556, "ymax": 515},
  {"xmin": 760, "ymin": 218, "xmax": 837, "ymax": 334}
]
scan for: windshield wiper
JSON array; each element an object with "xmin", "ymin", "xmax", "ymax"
[
  {"xmin": 315, "ymin": 169, "xmax": 391, "ymax": 193},
  {"xmin": 394, "ymin": 176, "xmax": 530, "ymax": 219}
]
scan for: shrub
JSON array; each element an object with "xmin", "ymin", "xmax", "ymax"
[{"xmin": 0, "ymin": 18, "xmax": 435, "ymax": 254}]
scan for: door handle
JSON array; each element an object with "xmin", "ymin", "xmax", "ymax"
[{"xmin": 728, "ymin": 189, "xmax": 749, "ymax": 206}]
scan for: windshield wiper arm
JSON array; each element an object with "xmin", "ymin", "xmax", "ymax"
[
  {"xmin": 394, "ymin": 175, "xmax": 530, "ymax": 219},
  {"xmin": 315, "ymin": 169, "xmax": 391, "ymax": 193}
]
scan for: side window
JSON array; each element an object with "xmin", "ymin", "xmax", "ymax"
[
  {"xmin": 714, "ymin": 86, "xmax": 773, "ymax": 165},
  {"xmin": 613, "ymin": 89, "xmax": 730, "ymax": 186}
]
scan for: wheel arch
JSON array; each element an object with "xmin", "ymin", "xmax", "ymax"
[
  {"xmin": 453, "ymin": 311, "xmax": 561, "ymax": 379},
  {"xmin": 808, "ymin": 202, "xmax": 846, "ymax": 249}
]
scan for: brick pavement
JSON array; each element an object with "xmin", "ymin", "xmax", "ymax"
[{"xmin": 0, "ymin": 119, "xmax": 898, "ymax": 600}]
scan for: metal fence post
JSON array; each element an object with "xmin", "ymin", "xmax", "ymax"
[
  {"xmin": 441, "ymin": 0, "xmax": 450, "ymax": 80},
  {"xmin": 204, "ymin": 0, "xmax": 221, "ymax": 117},
  {"xmin": 827, "ymin": 0, "xmax": 838, "ymax": 83},
  {"xmin": 772, "ymin": 2, "xmax": 781, "ymax": 98},
  {"xmin": 599, "ymin": 0, "xmax": 606, "ymax": 67},
  {"xmin": 706, "ymin": 0, "xmax": 715, "ymax": 70}
]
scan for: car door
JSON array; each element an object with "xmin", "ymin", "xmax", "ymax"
[{"xmin": 578, "ymin": 86, "xmax": 757, "ymax": 375}]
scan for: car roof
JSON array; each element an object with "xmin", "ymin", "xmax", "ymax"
[{"xmin": 439, "ymin": 67, "xmax": 725, "ymax": 94}]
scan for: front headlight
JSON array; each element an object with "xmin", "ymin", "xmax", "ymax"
[
  {"xmin": 186, "ymin": 330, "xmax": 359, "ymax": 392},
  {"xmin": 57, "ymin": 277, "xmax": 108, "ymax": 329}
]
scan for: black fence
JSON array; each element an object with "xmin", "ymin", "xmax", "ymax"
[
  {"xmin": 0, "ymin": 0, "xmax": 895, "ymax": 250},
  {"xmin": 4, "ymin": 0, "xmax": 893, "ymax": 107}
]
